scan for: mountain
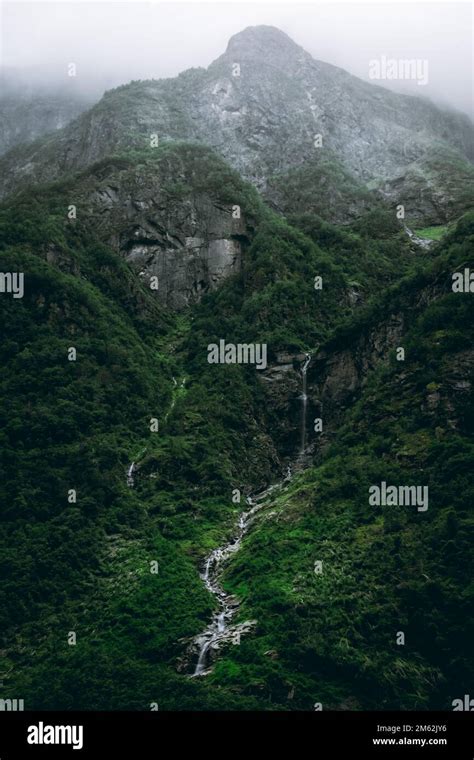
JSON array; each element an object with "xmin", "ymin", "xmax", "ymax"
[
  {"xmin": 0, "ymin": 75, "xmax": 92, "ymax": 156},
  {"xmin": 0, "ymin": 25, "xmax": 473, "ymax": 712},
  {"xmin": 0, "ymin": 26, "xmax": 473, "ymax": 224},
  {"xmin": 220, "ymin": 221, "xmax": 474, "ymax": 709}
]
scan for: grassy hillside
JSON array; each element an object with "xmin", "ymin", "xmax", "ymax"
[
  {"xmin": 0, "ymin": 144, "xmax": 472, "ymax": 710},
  {"xmin": 213, "ymin": 217, "xmax": 474, "ymax": 710}
]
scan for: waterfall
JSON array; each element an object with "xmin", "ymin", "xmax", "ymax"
[
  {"xmin": 299, "ymin": 353, "xmax": 311, "ymax": 458},
  {"xmin": 194, "ymin": 641, "xmax": 212, "ymax": 676},
  {"xmin": 191, "ymin": 499, "xmax": 263, "ymax": 676},
  {"xmin": 189, "ymin": 355, "xmax": 312, "ymax": 676},
  {"xmin": 126, "ymin": 462, "xmax": 135, "ymax": 488}
]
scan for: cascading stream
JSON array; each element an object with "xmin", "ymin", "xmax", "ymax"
[
  {"xmin": 126, "ymin": 462, "xmax": 135, "ymax": 488},
  {"xmin": 127, "ymin": 356, "xmax": 311, "ymax": 677},
  {"xmin": 191, "ymin": 497, "xmax": 265, "ymax": 676},
  {"xmin": 126, "ymin": 376, "xmax": 186, "ymax": 487},
  {"xmin": 191, "ymin": 354, "xmax": 312, "ymax": 676},
  {"xmin": 299, "ymin": 353, "xmax": 311, "ymax": 458}
]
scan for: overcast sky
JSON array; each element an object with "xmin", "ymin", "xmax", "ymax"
[{"xmin": 1, "ymin": 1, "xmax": 472, "ymax": 117}]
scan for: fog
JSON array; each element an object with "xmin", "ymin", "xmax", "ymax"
[{"xmin": 1, "ymin": 1, "xmax": 472, "ymax": 118}]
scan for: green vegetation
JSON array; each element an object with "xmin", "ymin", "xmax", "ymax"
[
  {"xmin": 415, "ymin": 225, "xmax": 448, "ymax": 241},
  {"xmin": 266, "ymin": 154, "xmax": 375, "ymax": 224},
  {"xmin": 0, "ymin": 141, "xmax": 473, "ymax": 710},
  {"xmin": 216, "ymin": 220, "xmax": 474, "ymax": 709}
]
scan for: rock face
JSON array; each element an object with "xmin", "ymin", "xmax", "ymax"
[
  {"xmin": 131, "ymin": 236, "xmax": 241, "ymax": 310},
  {"xmin": 1, "ymin": 26, "xmax": 472, "ymax": 223},
  {"xmin": 304, "ymin": 269, "xmax": 463, "ymax": 456},
  {"xmin": 259, "ymin": 354, "xmax": 319, "ymax": 461},
  {"xmin": 311, "ymin": 315, "xmax": 405, "ymax": 427},
  {"xmin": 67, "ymin": 150, "xmax": 253, "ymax": 309},
  {"xmin": 306, "ymin": 314, "xmax": 410, "ymax": 460}
]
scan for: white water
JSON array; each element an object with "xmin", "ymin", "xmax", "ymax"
[
  {"xmin": 403, "ymin": 224, "xmax": 433, "ymax": 250},
  {"xmin": 191, "ymin": 356, "xmax": 311, "ymax": 676},
  {"xmin": 299, "ymin": 353, "xmax": 311, "ymax": 458},
  {"xmin": 191, "ymin": 486, "xmax": 281, "ymax": 676},
  {"xmin": 126, "ymin": 462, "xmax": 135, "ymax": 488}
]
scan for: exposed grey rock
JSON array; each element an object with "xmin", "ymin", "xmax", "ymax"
[
  {"xmin": 404, "ymin": 225, "xmax": 434, "ymax": 249},
  {"xmin": 305, "ymin": 279, "xmax": 473, "ymax": 457},
  {"xmin": 67, "ymin": 155, "xmax": 253, "ymax": 309},
  {"xmin": 1, "ymin": 26, "xmax": 472, "ymax": 224},
  {"xmin": 275, "ymin": 351, "xmax": 307, "ymax": 364},
  {"xmin": 309, "ymin": 314, "xmax": 406, "ymax": 432}
]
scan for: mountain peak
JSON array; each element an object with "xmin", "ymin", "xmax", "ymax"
[{"xmin": 225, "ymin": 25, "xmax": 304, "ymax": 60}]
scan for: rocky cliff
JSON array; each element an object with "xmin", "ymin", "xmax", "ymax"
[
  {"xmin": 65, "ymin": 146, "xmax": 256, "ymax": 309},
  {"xmin": 0, "ymin": 26, "xmax": 472, "ymax": 224},
  {"xmin": 1, "ymin": 24, "xmax": 473, "ymax": 712}
]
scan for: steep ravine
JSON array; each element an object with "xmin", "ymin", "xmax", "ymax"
[
  {"xmin": 186, "ymin": 354, "xmax": 312, "ymax": 676},
  {"xmin": 190, "ymin": 495, "xmax": 264, "ymax": 677}
]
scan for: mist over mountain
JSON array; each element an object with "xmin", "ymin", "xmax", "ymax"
[
  {"xmin": 1, "ymin": 25, "xmax": 473, "ymax": 227},
  {"xmin": 0, "ymin": 83, "xmax": 92, "ymax": 157},
  {"xmin": 2, "ymin": 0, "xmax": 472, "ymax": 116},
  {"xmin": 0, "ymin": 15, "xmax": 473, "ymax": 718}
]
